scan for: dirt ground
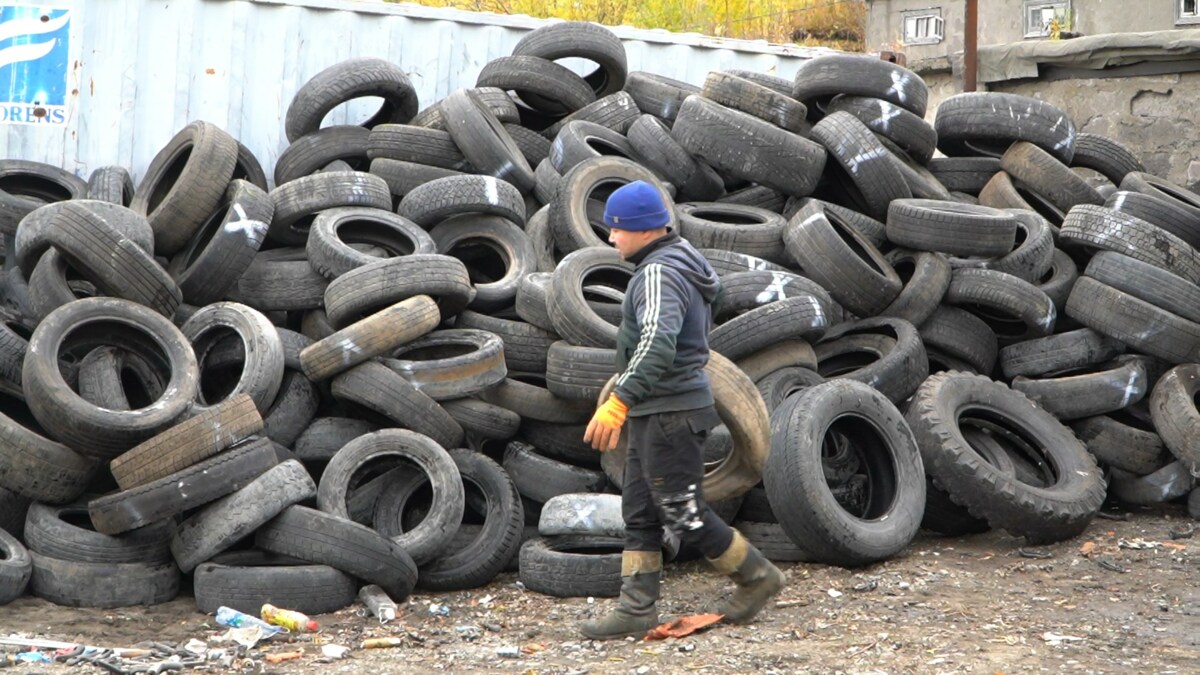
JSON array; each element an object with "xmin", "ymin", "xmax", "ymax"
[{"xmin": 2, "ymin": 504, "xmax": 1197, "ymax": 674}]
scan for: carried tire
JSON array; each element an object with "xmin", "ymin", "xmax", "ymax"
[{"xmin": 599, "ymin": 351, "xmax": 768, "ymax": 502}]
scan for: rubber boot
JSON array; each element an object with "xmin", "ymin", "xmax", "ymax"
[
  {"xmin": 580, "ymin": 550, "xmax": 662, "ymax": 640},
  {"xmin": 708, "ymin": 530, "xmax": 785, "ymax": 624}
]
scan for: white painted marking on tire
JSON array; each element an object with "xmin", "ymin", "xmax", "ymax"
[
  {"xmin": 484, "ymin": 177, "xmax": 500, "ymax": 206},
  {"xmin": 754, "ymin": 271, "xmax": 793, "ymax": 304},
  {"xmin": 887, "ymin": 71, "xmax": 909, "ymax": 104}
]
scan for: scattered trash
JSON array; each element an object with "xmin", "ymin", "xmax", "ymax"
[
  {"xmin": 361, "ymin": 638, "xmax": 405, "ymax": 650},
  {"xmin": 774, "ymin": 599, "xmax": 809, "ymax": 608},
  {"xmin": 1043, "ymin": 632, "xmax": 1086, "ymax": 645},
  {"xmin": 262, "ymin": 604, "xmax": 319, "ymax": 632},
  {"xmin": 183, "ymin": 639, "xmax": 207, "ymax": 655},
  {"xmin": 644, "ymin": 614, "xmax": 724, "ymax": 640},
  {"xmin": 264, "ymin": 649, "xmax": 304, "ymax": 664},
  {"xmin": 214, "ymin": 606, "xmax": 282, "ymax": 636},
  {"xmin": 1078, "ymin": 541, "xmax": 1097, "ymax": 557},
  {"xmin": 428, "ymin": 603, "xmax": 451, "ymax": 617},
  {"xmin": 321, "ymin": 645, "xmax": 350, "ymax": 659},
  {"xmin": 1018, "ymin": 548, "xmax": 1053, "ymax": 559},
  {"xmin": 359, "ymin": 585, "xmax": 399, "ymax": 624},
  {"xmin": 496, "ymin": 645, "xmax": 521, "ymax": 658},
  {"xmin": 15, "ymin": 652, "xmax": 50, "ymax": 663},
  {"xmin": 1095, "ymin": 557, "xmax": 1129, "ymax": 573},
  {"xmin": 1117, "ymin": 538, "xmax": 1159, "ymax": 550},
  {"xmin": 0, "ymin": 637, "xmax": 148, "ymax": 657},
  {"xmin": 678, "ymin": 643, "xmax": 696, "ymax": 653},
  {"xmin": 852, "ymin": 579, "xmax": 878, "ymax": 592},
  {"xmin": 455, "ymin": 625, "xmax": 482, "ymax": 640},
  {"xmin": 214, "ymin": 626, "xmax": 273, "ymax": 649},
  {"xmin": 827, "ymin": 588, "xmax": 844, "ymax": 598}
]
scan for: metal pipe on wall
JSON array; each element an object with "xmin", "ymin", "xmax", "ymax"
[{"xmin": 964, "ymin": 0, "xmax": 978, "ymax": 91}]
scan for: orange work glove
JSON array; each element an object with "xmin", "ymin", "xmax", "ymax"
[{"xmin": 584, "ymin": 393, "xmax": 629, "ymax": 452}]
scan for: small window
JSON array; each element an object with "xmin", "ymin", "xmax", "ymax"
[
  {"xmin": 902, "ymin": 10, "xmax": 944, "ymax": 46},
  {"xmin": 1024, "ymin": 1, "xmax": 1069, "ymax": 37},
  {"xmin": 1178, "ymin": 0, "xmax": 1200, "ymax": 25}
]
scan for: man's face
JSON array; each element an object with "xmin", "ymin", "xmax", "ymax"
[{"xmin": 608, "ymin": 227, "xmax": 654, "ymax": 260}]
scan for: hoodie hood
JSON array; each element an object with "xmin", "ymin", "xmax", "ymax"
[{"xmin": 633, "ymin": 233, "xmax": 721, "ymax": 304}]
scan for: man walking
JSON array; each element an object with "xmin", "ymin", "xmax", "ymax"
[{"xmin": 580, "ymin": 180, "xmax": 784, "ymax": 640}]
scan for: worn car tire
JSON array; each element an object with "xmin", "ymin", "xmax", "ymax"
[
  {"xmin": 131, "ymin": 122, "xmax": 237, "ymax": 255},
  {"xmin": 765, "ymin": 379, "xmax": 925, "ymax": 566},
  {"xmin": 109, "ymin": 393, "xmax": 263, "ymax": 490},
  {"xmin": 23, "ymin": 298, "xmax": 198, "ymax": 458},
  {"xmin": 906, "ymin": 371, "xmax": 1106, "ymax": 543},
  {"xmin": 518, "ymin": 535, "xmax": 622, "ymax": 597},
  {"xmin": 257, "ymin": 504, "xmax": 418, "ymax": 601},
  {"xmin": 381, "ymin": 328, "xmax": 507, "ymax": 400},
  {"xmin": 285, "ymin": 57, "xmax": 418, "ymax": 142},
  {"xmin": 330, "ymin": 362, "xmax": 464, "ymax": 450},
  {"xmin": 672, "ymin": 95, "xmax": 826, "ymax": 197},
  {"xmin": 193, "ymin": 550, "xmax": 358, "ymax": 615},
  {"xmin": 306, "ymin": 207, "xmax": 436, "ymax": 279},
  {"xmin": 88, "ymin": 437, "xmax": 278, "ymax": 535},
  {"xmin": 29, "ymin": 551, "xmax": 178, "ymax": 608},
  {"xmin": 170, "ymin": 460, "xmax": 315, "ymax": 573},
  {"xmin": 317, "ymin": 428, "xmax": 463, "ymax": 567},
  {"xmin": 935, "ymin": 92, "xmax": 1075, "ymax": 164}
]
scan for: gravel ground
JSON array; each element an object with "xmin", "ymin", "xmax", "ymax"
[{"xmin": 2, "ymin": 504, "xmax": 1196, "ymax": 673}]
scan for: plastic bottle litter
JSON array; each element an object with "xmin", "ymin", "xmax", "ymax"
[
  {"xmin": 261, "ymin": 604, "xmax": 319, "ymax": 632},
  {"xmin": 215, "ymin": 606, "xmax": 282, "ymax": 636},
  {"xmin": 359, "ymin": 585, "xmax": 398, "ymax": 624}
]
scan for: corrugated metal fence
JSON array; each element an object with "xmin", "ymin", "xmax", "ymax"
[{"xmin": 4, "ymin": 0, "xmax": 828, "ymax": 185}]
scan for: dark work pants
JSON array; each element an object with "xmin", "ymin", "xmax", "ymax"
[{"xmin": 622, "ymin": 405, "xmax": 734, "ymax": 561}]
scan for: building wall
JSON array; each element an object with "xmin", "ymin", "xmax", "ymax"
[{"xmin": 867, "ymin": 0, "xmax": 1179, "ymax": 60}]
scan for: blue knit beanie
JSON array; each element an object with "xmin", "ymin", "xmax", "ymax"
[{"xmin": 603, "ymin": 180, "xmax": 671, "ymax": 231}]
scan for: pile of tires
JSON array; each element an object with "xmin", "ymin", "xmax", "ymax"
[{"xmin": 0, "ymin": 21, "xmax": 1197, "ymax": 613}]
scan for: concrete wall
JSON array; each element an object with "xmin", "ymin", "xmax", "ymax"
[
  {"xmin": 919, "ymin": 68, "xmax": 1200, "ymax": 189},
  {"xmin": 867, "ymin": 0, "xmax": 1178, "ymax": 60}
]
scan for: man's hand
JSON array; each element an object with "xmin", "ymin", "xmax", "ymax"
[{"xmin": 584, "ymin": 393, "xmax": 629, "ymax": 452}]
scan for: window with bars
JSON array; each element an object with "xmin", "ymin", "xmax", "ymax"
[
  {"xmin": 1024, "ymin": 0, "xmax": 1069, "ymax": 37},
  {"xmin": 902, "ymin": 9, "xmax": 943, "ymax": 45}
]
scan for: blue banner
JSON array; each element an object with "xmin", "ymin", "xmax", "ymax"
[{"xmin": 0, "ymin": 4, "xmax": 70, "ymax": 125}]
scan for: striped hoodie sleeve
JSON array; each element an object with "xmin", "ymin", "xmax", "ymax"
[{"xmin": 613, "ymin": 263, "xmax": 690, "ymax": 407}]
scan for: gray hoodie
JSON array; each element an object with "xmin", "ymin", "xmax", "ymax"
[{"xmin": 613, "ymin": 232, "xmax": 722, "ymax": 416}]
